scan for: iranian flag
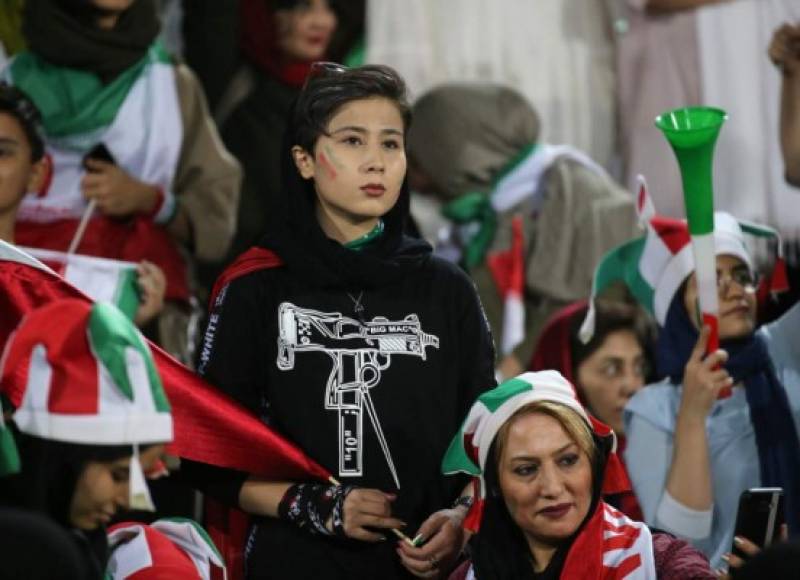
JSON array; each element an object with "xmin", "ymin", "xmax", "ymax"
[
  {"xmin": 487, "ymin": 216, "xmax": 525, "ymax": 355},
  {"xmin": 0, "ymin": 240, "xmax": 331, "ymax": 481},
  {"xmin": 21, "ymin": 247, "xmax": 140, "ymax": 320},
  {"xmin": 1, "ymin": 241, "xmax": 333, "ymax": 578}
]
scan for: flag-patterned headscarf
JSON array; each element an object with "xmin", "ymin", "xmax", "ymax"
[
  {"xmin": 580, "ymin": 176, "xmax": 788, "ymax": 343},
  {"xmin": 442, "ymin": 371, "xmax": 630, "ymax": 531},
  {"xmin": 442, "ymin": 371, "xmax": 656, "ymax": 579},
  {"xmin": 107, "ymin": 518, "xmax": 226, "ymax": 580}
]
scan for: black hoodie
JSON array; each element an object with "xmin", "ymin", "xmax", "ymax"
[{"xmin": 186, "ymin": 139, "xmax": 497, "ymax": 578}]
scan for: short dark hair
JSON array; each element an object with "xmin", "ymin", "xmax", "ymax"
[
  {"xmin": 289, "ymin": 64, "xmax": 411, "ymax": 155},
  {"xmin": 0, "ymin": 82, "xmax": 45, "ymax": 162},
  {"xmin": 569, "ymin": 300, "xmax": 654, "ymax": 380}
]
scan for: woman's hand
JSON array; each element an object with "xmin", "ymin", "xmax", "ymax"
[
  {"xmin": 331, "ymin": 488, "xmax": 406, "ymax": 542},
  {"xmin": 716, "ymin": 525, "xmax": 788, "ymax": 578},
  {"xmin": 134, "ymin": 260, "xmax": 166, "ymax": 327},
  {"xmin": 396, "ymin": 507, "xmax": 468, "ymax": 578},
  {"xmin": 81, "ymin": 159, "xmax": 160, "ymax": 217},
  {"xmin": 680, "ymin": 326, "xmax": 733, "ymax": 420},
  {"xmin": 717, "ymin": 535, "xmax": 760, "ymax": 578}
]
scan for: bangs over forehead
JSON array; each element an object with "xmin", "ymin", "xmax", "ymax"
[
  {"xmin": 289, "ymin": 64, "xmax": 411, "ymax": 153},
  {"xmin": 494, "ymin": 400, "xmax": 596, "ymax": 466}
]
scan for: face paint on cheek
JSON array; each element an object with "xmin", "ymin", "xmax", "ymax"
[{"xmin": 319, "ymin": 146, "xmax": 344, "ymax": 180}]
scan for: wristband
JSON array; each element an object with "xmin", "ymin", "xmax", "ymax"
[{"xmin": 278, "ymin": 483, "xmax": 355, "ymax": 537}]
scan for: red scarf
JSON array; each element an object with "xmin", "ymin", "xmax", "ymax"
[
  {"xmin": 562, "ymin": 502, "xmax": 656, "ymax": 579},
  {"xmin": 239, "ymin": 0, "xmax": 313, "ymax": 88},
  {"xmin": 463, "ymin": 502, "xmax": 656, "ymax": 580}
]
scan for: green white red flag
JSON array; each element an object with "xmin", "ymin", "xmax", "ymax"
[
  {"xmin": 0, "ymin": 240, "xmax": 331, "ymax": 482},
  {"xmin": 21, "ymin": 246, "xmax": 140, "ymax": 320}
]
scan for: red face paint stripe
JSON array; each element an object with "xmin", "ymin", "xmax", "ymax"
[{"xmin": 318, "ymin": 151, "xmax": 338, "ymax": 180}]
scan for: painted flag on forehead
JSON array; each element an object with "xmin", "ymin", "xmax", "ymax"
[
  {"xmin": 20, "ymin": 246, "xmax": 140, "ymax": 320},
  {"xmin": 0, "ymin": 240, "xmax": 331, "ymax": 482}
]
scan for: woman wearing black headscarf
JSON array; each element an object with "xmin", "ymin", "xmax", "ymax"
[{"xmin": 183, "ymin": 64, "xmax": 496, "ymax": 579}]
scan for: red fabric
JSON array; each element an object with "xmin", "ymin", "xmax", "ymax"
[
  {"xmin": 1, "ymin": 253, "xmax": 332, "ymax": 580},
  {"xmin": 565, "ymin": 503, "xmax": 649, "ymax": 579},
  {"xmin": 487, "ymin": 216, "xmax": 524, "ymax": 298},
  {"xmin": 239, "ymin": 0, "xmax": 313, "ymax": 88},
  {"xmin": 209, "ymin": 247, "xmax": 283, "ymax": 312},
  {"xmin": 205, "ymin": 501, "xmax": 250, "ymax": 580},
  {"xmin": 0, "ymin": 301, "xmax": 100, "ymax": 416},
  {"xmin": 0, "ymin": 256, "xmax": 330, "ymax": 481},
  {"xmin": 462, "ymin": 478, "xmax": 484, "ymax": 534},
  {"xmin": 769, "ymin": 256, "xmax": 790, "ymax": 295},
  {"xmin": 528, "ymin": 301, "xmax": 588, "ymax": 385},
  {"xmin": 451, "ymin": 517, "xmax": 714, "ymax": 579},
  {"xmin": 560, "ymin": 502, "xmax": 606, "ymax": 578},
  {"xmin": 0, "ymin": 262, "xmax": 85, "ymax": 349},
  {"xmin": 649, "ymin": 216, "xmax": 691, "ymax": 254},
  {"xmin": 613, "ymin": 438, "xmax": 644, "ymax": 522},
  {"xmin": 15, "ymin": 217, "xmax": 190, "ymax": 302}
]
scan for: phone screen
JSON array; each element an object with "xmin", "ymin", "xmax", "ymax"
[{"xmin": 732, "ymin": 487, "xmax": 784, "ymax": 559}]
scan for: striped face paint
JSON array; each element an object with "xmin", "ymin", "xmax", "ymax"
[{"xmin": 319, "ymin": 146, "xmax": 343, "ymax": 180}]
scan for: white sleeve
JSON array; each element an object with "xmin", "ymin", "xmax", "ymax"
[{"xmin": 656, "ymin": 490, "xmax": 713, "ymax": 539}]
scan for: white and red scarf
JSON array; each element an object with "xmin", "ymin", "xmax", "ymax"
[{"xmin": 465, "ymin": 502, "xmax": 656, "ymax": 580}]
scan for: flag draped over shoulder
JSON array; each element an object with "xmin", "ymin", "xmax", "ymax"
[{"xmin": 0, "ymin": 240, "xmax": 331, "ymax": 482}]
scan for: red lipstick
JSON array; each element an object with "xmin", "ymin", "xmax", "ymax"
[
  {"xmin": 361, "ymin": 183, "xmax": 386, "ymax": 196},
  {"xmin": 538, "ymin": 503, "xmax": 572, "ymax": 519}
]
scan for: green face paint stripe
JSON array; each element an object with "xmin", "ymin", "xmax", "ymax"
[{"xmin": 320, "ymin": 144, "xmax": 346, "ymax": 177}]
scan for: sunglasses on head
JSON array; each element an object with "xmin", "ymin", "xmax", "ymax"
[{"xmin": 302, "ymin": 61, "xmax": 349, "ymax": 90}]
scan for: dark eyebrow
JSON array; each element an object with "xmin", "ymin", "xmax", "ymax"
[
  {"xmin": 510, "ymin": 442, "xmax": 575, "ymax": 462},
  {"xmin": 330, "ymin": 126, "xmax": 404, "ymax": 137},
  {"xmin": 330, "ymin": 126, "xmax": 367, "ymax": 135},
  {"xmin": 0, "ymin": 137, "xmax": 20, "ymax": 147}
]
